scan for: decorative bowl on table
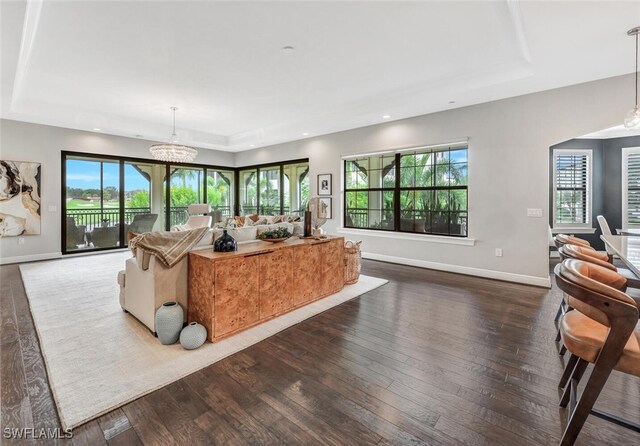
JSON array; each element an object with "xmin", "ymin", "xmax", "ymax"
[
  {"xmin": 261, "ymin": 237, "xmax": 289, "ymax": 243},
  {"xmin": 257, "ymin": 227, "xmax": 292, "ymax": 243}
]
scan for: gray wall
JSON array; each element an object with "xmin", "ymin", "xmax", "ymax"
[{"xmin": 550, "ymin": 135, "xmax": 640, "ymax": 250}]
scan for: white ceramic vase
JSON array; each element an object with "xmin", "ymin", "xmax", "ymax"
[{"xmin": 155, "ymin": 301, "xmax": 184, "ymax": 345}]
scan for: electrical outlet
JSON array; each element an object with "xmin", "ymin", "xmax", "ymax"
[
  {"xmin": 495, "ymin": 248, "xmax": 503, "ymax": 257},
  {"xmin": 18, "ymin": 238, "xmax": 25, "ymax": 245}
]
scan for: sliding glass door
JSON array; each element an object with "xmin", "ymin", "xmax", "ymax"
[
  {"xmin": 64, "ymin": 154, "xmax": 167, "ymax": 252},
  {"xmin": 168, "ymin": 166, "xmax": 205, "ymax": 227},
  {"xmin": 65, "ymin": 157, "xmax": 121, "ymax": 251},
  {"xmin": 207, "ymin": 169, "xmax": 234, "ymax": 219},
  {"xmin": 63, "ymin": 152, "xmax": 308, "ymax": 253},
  {"xmin": 125, "ymin": 161, "xmax": 164, "ymax": 237}
]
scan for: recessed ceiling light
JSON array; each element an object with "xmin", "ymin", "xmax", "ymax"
[
  {"xmin": 135, "ymin": 134, "xmax": 143, "ymax": 138},
  {"xmin": 93, "ymin": 128, "xmax": 101, "ymax": 131},
  {"xmin": 282, "ymin": 46, "xmax": 295, "ymax": 54},
  {"xmin": 302, "ymin": 132, "xmax": 309, "ymax": 136},
  {"xmin": 449, "ymin": 101, "xmax": 456, "ymax": 104},
  {"xmin": 382, "ymin": 115, "xmax": 391, "ymax": 119},
  {"xmin": 250, "ymin": 144, "xmax": 255, "ymax": 147}
]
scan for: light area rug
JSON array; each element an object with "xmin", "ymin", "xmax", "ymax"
[{"xmin": 19, "ymin": 251, "xmax": 387, "ymax": 430}]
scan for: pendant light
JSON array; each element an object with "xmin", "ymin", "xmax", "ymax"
[
  {"xmin": 150, "ymin": 107, "xmax": 198, "ymax": 163},
  {"xmin": 624, "ymin": 26, "xmax": 640, "ymax": 129}
]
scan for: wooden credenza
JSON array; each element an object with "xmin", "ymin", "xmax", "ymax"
[{"xmin": 188, "ymin": 236, "xmax": 344, "ymax": 342}]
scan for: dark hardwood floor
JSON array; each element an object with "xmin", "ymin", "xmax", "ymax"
[{"xmin": 1, "ymin": 258, "xmax": 639, "ymax": 445}]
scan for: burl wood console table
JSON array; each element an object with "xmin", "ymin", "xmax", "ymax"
[{"xmin": 188, "ymin": 236, "xmax": 345, "ymax": 342}]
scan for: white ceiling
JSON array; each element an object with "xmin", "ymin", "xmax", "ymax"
[
  {"xmin": 578, "ymin": 124, "xmax": 640, "ymax": 139},
  {"xmin": 1, "ymin": 0, "xmax": 639, "ymax": 152}
]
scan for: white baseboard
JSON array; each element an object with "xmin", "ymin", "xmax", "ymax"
[
  {"xmin": 362, "ymin": 252, "xmax": 551, "ymax": 288},
  {"xmin": 0, "ymin": 252, "xmax": 62, "ymax": 265}
]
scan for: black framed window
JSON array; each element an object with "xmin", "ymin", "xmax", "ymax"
[
  {"xmin": 344, "ymin": 144, "xmax": 468, "ymax": 237},
  {"xmin": 238, "ymin": 159, "xmax": 309, "ymax": 217}
]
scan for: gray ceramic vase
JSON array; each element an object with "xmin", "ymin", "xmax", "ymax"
[
  {"xmin": 179, "ymin": 322, "xmax": 207, "ymax": 350},
  {"xmin": 155, "ymin": 301, "xmax": 184, "ymax": 345}
]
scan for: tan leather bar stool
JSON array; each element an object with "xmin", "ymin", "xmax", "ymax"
[
  {"xmin": 557, "ymin": 244, "xmax": 640, "ymax": 309},
  {"xmin": 555, "ymin": 244, "xmax": 640, "ymax": 355},
  {"xmin": 555, "ymin": 244, "xmax": 615, "ymax": 333},
  {"xmin": 554, "ymin": 234, "xmax": 614, "ymax": 264},
  {"xmin": 554, "ymin": 259, "xmax": 640, "ymax": 446},
  {"xmin": 554, "ymin": 234, "xmax": 591, "ymax": 249}
]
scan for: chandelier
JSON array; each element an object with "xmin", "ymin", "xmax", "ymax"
[
  {"xmin": 150, "ymin": 106, "xmax": 198, "ymax": 162},
  {"xmin": 624, "ymin": 26, "xmax": 640, "ymax": 129}
]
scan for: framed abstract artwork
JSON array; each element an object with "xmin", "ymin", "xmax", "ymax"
[{"xmin": 0, "ymin": 160, "xmax": 41, "ymax": 236}]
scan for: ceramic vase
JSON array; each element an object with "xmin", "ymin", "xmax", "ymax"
[
  {"xmin": 155, "ymin": 301, "xmax": 184, "ymax": 345},
  {"xmin": 179, "ymin": 322, "xmax": 207, "ymax": 350},
  {"xmin": 214, "ymin": 229, "xmax": 237, "ymax": 252}
]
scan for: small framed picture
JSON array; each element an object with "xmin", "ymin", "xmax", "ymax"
[
  {"xmin": 318, "ymin": 197, "xmax": 332, "ymax": 219},
  {"xmin": 318, "ymin": 173, "xmax": 332, "ymax": 196}
]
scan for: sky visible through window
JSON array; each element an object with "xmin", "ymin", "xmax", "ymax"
[{"xmin": 66, "ymin": 160, "xmax": 153, "ymax": 191}]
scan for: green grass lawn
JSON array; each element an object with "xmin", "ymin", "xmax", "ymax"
[{"xmin": 66, "ymin": 199, "xmax": 121, "ymax": 209}]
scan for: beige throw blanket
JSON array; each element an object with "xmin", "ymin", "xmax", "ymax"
[{"xmin": 129, "ymin": 227, "xmax": 209, "ymax": 268}]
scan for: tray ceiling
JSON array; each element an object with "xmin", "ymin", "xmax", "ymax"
[{"xmin": 1, "ymin": 1, "xmax": 639, "ymax": 151}]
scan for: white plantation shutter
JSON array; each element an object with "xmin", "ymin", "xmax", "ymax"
[
  {"xmin": 623, "ymin": 147, "xmax": 640, "ymax": 228},
  {"xmin": 553, "ymin": 150, "xmax": 591, "ymax": 227}
]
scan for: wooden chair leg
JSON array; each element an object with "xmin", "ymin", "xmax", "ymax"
[
  {"xmin": 554, "ymin": 302, "xmax": 564, "ymax": 323},
  {"xmin": 560, "ymin": 359, "xmax": 588, "ymax": 408},
  {"xmin": 560, "ymin": 362, "xmax": 615, "ymax": 446},
  {"xmin": 559, "ymin": 344, "xmax": 567, "ymax": 356},
  {"xmin": 559, "ymin": 354, "xmax": 579, "ymax": 389}
]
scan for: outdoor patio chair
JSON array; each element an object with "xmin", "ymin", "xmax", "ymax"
[
  {"xmin": 65, "ymin": 217, "xmax": 86, "ymax": 250},
  {"xmin": 125, "ymin": 213, "xmax": 158, "ymax": 237}
]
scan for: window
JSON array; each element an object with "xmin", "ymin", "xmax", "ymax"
[
  {"xmin": 623, "ymin": 147, "xmax": 640, "ymax": 229},
  {"xmin": 343, "ymin": 143, "xmax": 468, "ymax": 237},
  {"xmin": 553, "ymin": 149, "xmax": 591, "ymax": 228}
]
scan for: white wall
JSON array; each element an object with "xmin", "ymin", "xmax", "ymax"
[
  {"xmin": 235, "ymin": 74, "xmax": 635, "ymax": 287},
  {"xmin": 0, "ymin": 120, "xmax": 234, "ymax": 263}
]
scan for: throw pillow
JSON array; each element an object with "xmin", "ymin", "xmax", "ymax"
[
  {"xmin": 234, "ymin": 216, "xmax": 245, "ymax": 227},
  {"xmin": 255, "ymin": 217, "xmax": 267, "ymax": 225},
  {"xmin": 244, "ymin": 217, "xmax": 254, "ymax": 227},
  {"xmin": 265, "ymin": 216, "xmax": 275, "ymax": 225},
  {"xmin": 247, "ymin": 213, "xmax": 260, "ymax": 223}
]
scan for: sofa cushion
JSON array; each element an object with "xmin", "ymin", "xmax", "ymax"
[
  {"xmin": 255, "ymin": 222, "xmax": 294, "ymax": 236},
  {"xmin": 213, "ymin": 226, "xmax": 258, "ymax": 243},
  {"xmin": 292, "ymin": 222, "xmax": 304, "ymax": 237}
]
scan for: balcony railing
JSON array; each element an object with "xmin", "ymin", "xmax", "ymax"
[
  {"xmin": 239, "ymin": 205, "xmax": 305, "ymax": 217},
  {"xmin": 66, "ymin": 205, "xmax": 234, "ymax": 230},
  {"xmin": 66, "ymin": 207, "xmax": 152, "ymax": 231}
]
